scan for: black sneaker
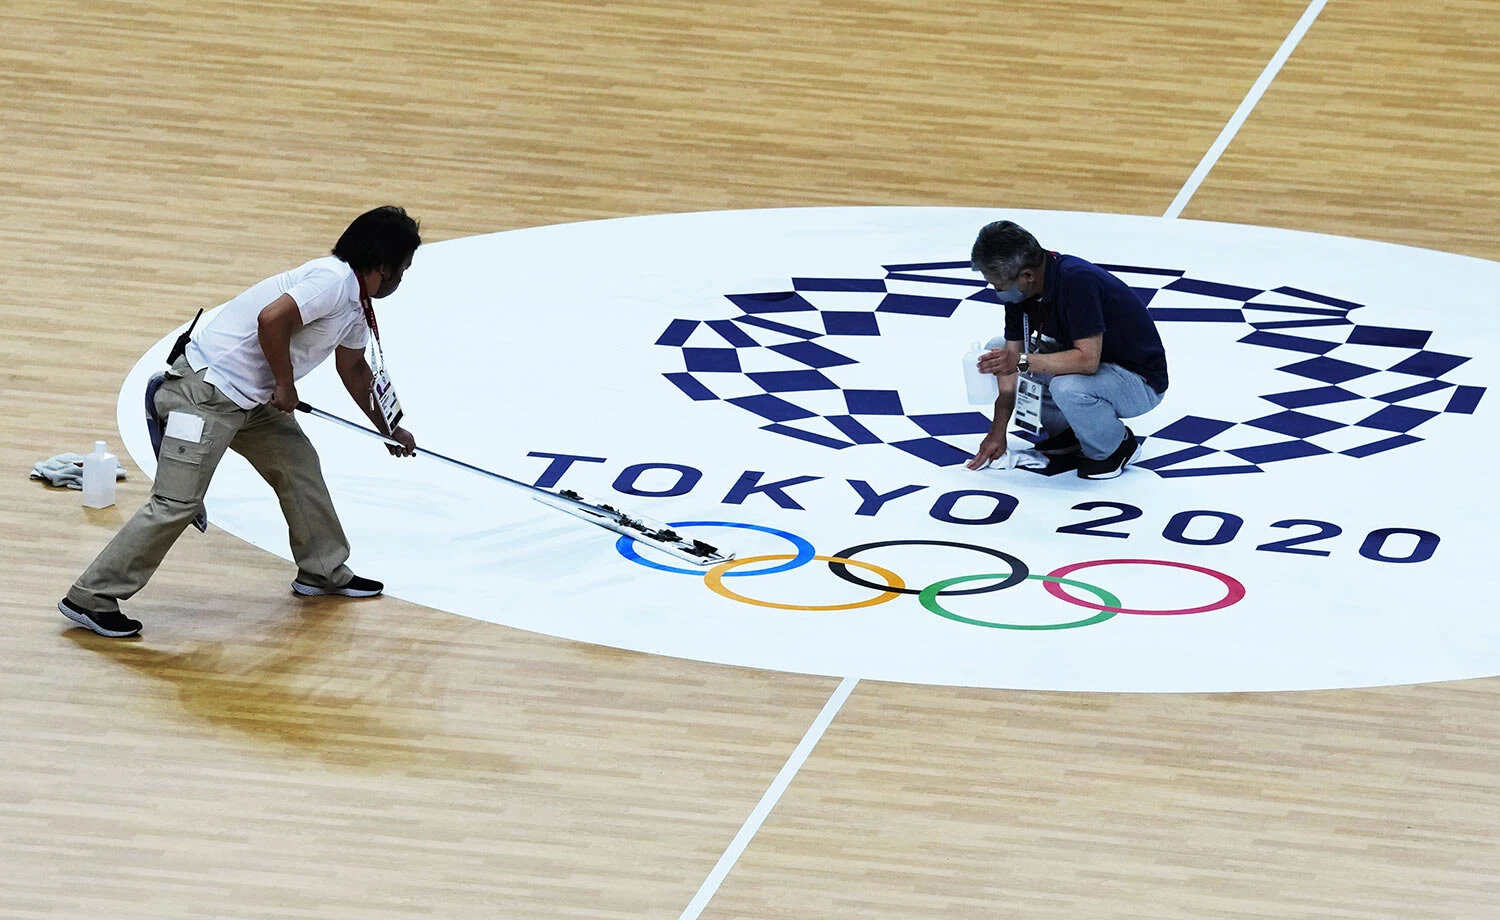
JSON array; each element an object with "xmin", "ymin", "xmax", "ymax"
[
  {"xmin": 1076, "ymin": 428, "xmax": 1142, "ymax": 480},
  {"xmin": 58, "ymin": 598, "xmax": 142, "ymax": 637},
  {"xmin": 1034, "ymin": 427, "xmax": 1081, "ymax": 456},
  {"xmin": 291, "ymin": 574, "xmax": 384, "ymax": 598}
]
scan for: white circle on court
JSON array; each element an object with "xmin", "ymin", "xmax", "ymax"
[{"xmin": 119, "ymin": 208, "xmax": 1500, "ymax": 692}]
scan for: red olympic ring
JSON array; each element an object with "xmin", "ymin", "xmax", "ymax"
[{"xmin": 1042, "ymin": 558, "xmax": 1246, "ymax": 616}]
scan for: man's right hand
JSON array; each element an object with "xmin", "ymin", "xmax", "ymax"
[
  {"xmin": 967, "ymin": 433, "xmax": 1007, "ymax": 470},
  {"xmin": 270, "ymin": 381, "xmax": 299, "ymax": 413}
]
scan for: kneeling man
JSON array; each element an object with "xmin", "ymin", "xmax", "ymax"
[{"xmin": 967, "ymin": 220, "xmax": 1168, "ymax": 479}]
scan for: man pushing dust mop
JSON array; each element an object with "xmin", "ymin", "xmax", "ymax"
[{"xmin": 59, "ymin": 206, "xmax": 422, "ymax": 638}]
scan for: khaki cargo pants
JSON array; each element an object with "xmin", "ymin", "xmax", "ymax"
[{"xmin": 68, "ymin": 360, "xmax": 354, "ymax": 613}]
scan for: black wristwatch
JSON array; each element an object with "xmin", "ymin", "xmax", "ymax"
[{"xmin": 1017, "ymin": 353, "xmax": 1031, "ymax": 374}]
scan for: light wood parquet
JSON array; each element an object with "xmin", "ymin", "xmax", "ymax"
[{"xmin": 3, "ymin": 1, "xmax": 1497, "ymax": 918}]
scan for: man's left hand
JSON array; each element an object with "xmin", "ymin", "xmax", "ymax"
[
  {"xmin": 386, "ymin": 426, "xmax": 417, "ymax": 458},
  {"xmin": 978, "ymin": 348, "xmax": 1019, "ymax": 376}
]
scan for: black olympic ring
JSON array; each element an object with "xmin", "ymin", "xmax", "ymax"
[{"xmin": 827, "ymin": 540, "xmax": 1031, "ymax": 597}]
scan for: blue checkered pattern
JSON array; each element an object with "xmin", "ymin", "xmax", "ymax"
[{"xmin": 657, "ymin": 260, "xmax": 1486, "ymax": 477}]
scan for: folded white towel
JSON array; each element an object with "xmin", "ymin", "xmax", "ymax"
[{"xmin": 30, "ymin": 453, "xmax": 127, "ymax": 490}]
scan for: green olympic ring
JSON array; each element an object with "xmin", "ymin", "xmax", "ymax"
[{"xmin": 918, "ymin": 572, "xmax": 1121, "ymax": 631}]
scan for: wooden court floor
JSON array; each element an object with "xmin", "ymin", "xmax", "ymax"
[{"xmin": 4, "ymin": 1, "xmax": 1500, "ymax": 917}]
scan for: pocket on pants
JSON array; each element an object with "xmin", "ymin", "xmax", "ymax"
[{"xmin": 153, "ymin": 436, "xmax": 214, "ymax": 503}]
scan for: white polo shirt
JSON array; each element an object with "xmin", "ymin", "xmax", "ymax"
[{"xmin": 186, "ymin": 256, "xmax": 371, "ymax": 410}]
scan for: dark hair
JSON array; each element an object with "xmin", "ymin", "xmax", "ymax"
[
  {"xmin": 971, "ymin": 220, "xmax": 1046, "ymax": 281},
  {"xmin": 332, "ymin": 206, "xmax": 422, "ymax": 273}
]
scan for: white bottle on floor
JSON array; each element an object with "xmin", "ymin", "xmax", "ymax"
[
  {"xmin": 963, "ymin": 341, "xmax": 999, "ymax": 405},
  {"xmin": 82, "ymin": 440, "xmax": 117, "ymax": 509}
]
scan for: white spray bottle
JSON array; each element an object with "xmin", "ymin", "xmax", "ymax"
[
  {"xmin": 81, "ymin": 441, "xmax": 117, "ymax": 509},
  {"xmin": 963, "ymin": 341, "xmax": 999, "ymax": 405}
]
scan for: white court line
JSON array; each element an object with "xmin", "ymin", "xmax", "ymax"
[
  {"xmin": 1164, "ymin": 0, "xmax": 1329, "ymax": 219},
  {"xmin": 678, "ymin": 676, "xmax": 859, "ymax": 920},
  {"xmin": 678, "ymin": 5, "xmax": 1329, "ymax": 916}
]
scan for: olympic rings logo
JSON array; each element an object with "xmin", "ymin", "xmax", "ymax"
[{"xmin": 616, "ymin": 521, "xmax": 1247, "ymax": 631}]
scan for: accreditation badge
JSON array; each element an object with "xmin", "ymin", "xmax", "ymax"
[
  {"xmin": 1013, "ymin": 374, "xmax": 1044, "ymax": 435},
  {"xmin": 373, "ymin": 366, "xmax": 404, "ymax": 433},
  {"xmin": 368, "ymin": 345, "xmax": 405, "ymax": 433}
]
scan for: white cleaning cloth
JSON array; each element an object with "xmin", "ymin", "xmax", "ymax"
[
  {"xmin": 30, "ymin": 453, "xmax": 127, "ymax": 490},
  {"xmin": 984, "ymin": 448, "xmax": 1051, "ymax": 471}
]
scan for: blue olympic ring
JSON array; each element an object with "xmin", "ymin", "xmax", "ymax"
[{"xmin": 614, "ymin": 520, "xmax": 816, "ymax": 576}]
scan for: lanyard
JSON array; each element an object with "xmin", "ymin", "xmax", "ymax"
[
  {"xmin": 353, "ymin": 271, "xmax": 405, "ymax": 433},
  {"xmin": 354, "ymin": 272, "xmax": 388, "ymax": 365},
  {"xmin": 1019, "ymin": 252, "xmax": 1059, "ymax": 352}
]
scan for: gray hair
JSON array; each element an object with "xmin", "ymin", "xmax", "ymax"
[{"xmin": 970, "ymin": 220, "xmax": 1046, "ymax": 281}]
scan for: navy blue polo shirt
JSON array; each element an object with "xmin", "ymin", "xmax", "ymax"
[{"xmin": 1004, "ymin": 252, "xmax": 1169, "ymax": 394}]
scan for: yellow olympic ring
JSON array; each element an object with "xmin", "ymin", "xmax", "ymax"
[{"xmin": 705, "ymin": 553, "xmax": 906, "ymax": 611}]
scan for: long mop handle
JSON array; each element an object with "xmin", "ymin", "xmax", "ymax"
[
  {"xmin": 297, "ymin": 402, "xmax": 554, "ymax": 499},
  {"xmin": 294, "ymin": 402, "xmax": 734, "ymax": 566}
]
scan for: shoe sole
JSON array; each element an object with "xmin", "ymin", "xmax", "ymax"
[
  {"xmin": 1078, "ymin": 440, "xmax": 1144, "ymax": 480},
  {"xmin": 1035, "ymin": 433, "xmax": 1081, "ymax": 456},
  {"xmin": 57, "ymin": 601, "xmax": 140, "ymax": 638},
  {"xmin": 291, "ymin": 581, "xmax": 383, "ymax": 598}
]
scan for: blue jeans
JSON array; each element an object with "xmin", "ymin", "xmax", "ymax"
[{"xmin": 987, "ymin": 338, "xmax": 1165, "ymax": 460}]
